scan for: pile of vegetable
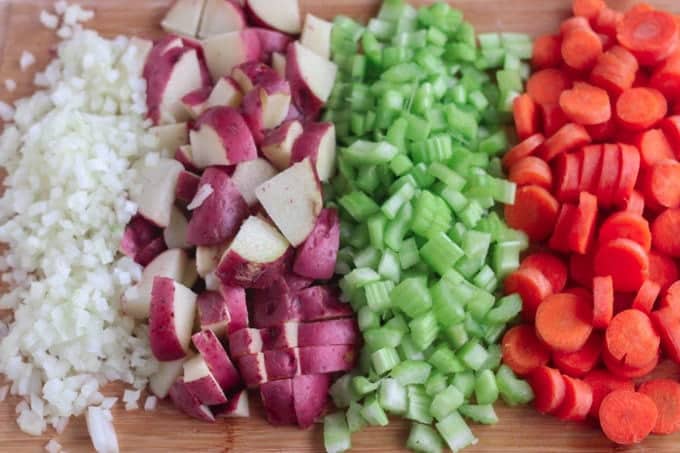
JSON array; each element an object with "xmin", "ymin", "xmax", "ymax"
[
  {"xmin": 322, "ymin": 1, "xmax": 537, "ymax": 451},
  {"xmin": 500, "ymin": 0, "xmax": 680, "ymax": 446}
]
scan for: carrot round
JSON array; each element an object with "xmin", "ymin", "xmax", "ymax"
[
  {"xmin": 594, "ymin": 7, "xmax": 623, "ymax": 37},
  {"xmin": 594, "ymin": 238, "xmax": 649, "ymax": 292},
  {"xmin": 569, "ymin": 192, "xmax": 598, "ymax": 254},
  {"xmin": 553, "ymin": 331, "xmax": 602, "ymax": 377},
  {"xmin": 613, "ymin": 143, "xmax": 641, "ymax": 207},
  {"xmin": 532, "ymin": 34, "xmax": 562, "ymax": 69},
  {"xmin": 651, "ymin": 208, "xmax": 680, "ymax": 257},
  {"xmin": 553, "ymin": 152, "xmax": 581, "ymax": 202},
  {"xmin": 572, "ymin": 0, "xmax": 605, "ymax": 21},
  {"xmin": 504, "ymin": 267, "xmax": 554, "ymax": 320},
  {"xmin": 562, "ymin": 27, "xmax": 603, "ymax": 71},
  {"xmin": 539, "ymin": 123, "xmax": 591, "ymax": 162},
  {"xmin": 591, "ymin": 46, "xmax": 639, "ymax": 95},
  {"xmin": 508, "ymin": 156, "xmax": 552, "ymax": 189},
  {"xmin": 501, "ymin": 324, "xmax": 551, "ymax": 376},
  {"xmin": 584, "ymin": 369, "xmax": 634, "ymax": 418},
  {"xmin": 549, "ymin": 204, "xmax": 578, "ymax": 253},
  {"xmin": 623, "ymin": 190, "xmax": 645, "ymax": 216},
  {"xmin": 560, "ymin": 17, "xmax": 591, "ymax": 35},
  {"xmin": 554, "ymin": 375, "xmax": 594, "ymax": 422},
  {"xmin": 649, "ymin": 251, "xmax": 680, "ymax": 293},
  {"xmin": 535, "ymin": 292, "xmax": 593, "ymax": 353},
  {"xmin": 502, "ymin": 133, "xmax": 545, "ymax": 169},
  {"xmin": 596, "ymin": 143, "xmax": 620, "ymax": 207},
  {"xmin": 599, "ymin": 389, "xmax": 658, "ymax": 445},
  {"xmin": 513, "ymin": 93, "xmax": 539, "ymax": 140},
  {"xmin": 617, "ymin": 9, "xmax": 680, "ymax": 65},
  {"xmin": 504, "ymin": 185, "xmax": 560, "ymax": 242},
  {"xmin": 592, "ymin": 275, "xmax": 614, "ymax": 329},
  {"xmin": 661, "ymin": 116, "xmax": 680, "ymax": 156},
  {"xmin": 527, "ymin": 68, "xmax": 572, "ymax": 105},
  {"xmin": 651, "ymin": 50, "xmax": 680, "ymax": 101},
  {"xmin": 638, "ymin": 379, "xmax": 680, "ymax": 435},
  {"xmin": 635, "ymin": 129, "xmax": 675, "ymax": 169},
  {"xmin": 521, "ymin": 252, "xmax": 568, "ymax": 293},
  {"xmin": 598, "ymin": 212, "xmax": 651, "ymax": 251},
  {"xmin": 578, "ymin": 144, "xmax": 603, "ymax": 193},
  {"xmin": 660, "ymin": 280, "xmax": 680, "ymax": 312},
  {"xmin": 605, "ymin": 309, "xmax": 660, "ymax": 368},
  {"xmin": 650, "ymin": 307, "xmax": 680, "ymax": 364},
  {"xmin": 632, "ymin": 279, "xmax": 661, "ymax": 314},
  {"xmin": 603, "ymin": 345, "xmax": 659, "ymax": 379},
  {"xmin": 643, "ymin": 160, "xmax": 680, "ymax": 209},
  {"xmin": 616, "ymin": 87, "xmax": 668, "ymax": 131},
  {"xmin": 541, "ymin": 103, "xmax": 569, "ymax": 137},
  {"xmin": 570, "ymin": 251, "xmax": 595, "ymax": 289},
  {"xmin": 529, "ymin": 366, "xmax": 566, "ymax": 414},
  {"xmin": 559, "ymin": 82, "xmax": 611, "ymax": 126}
]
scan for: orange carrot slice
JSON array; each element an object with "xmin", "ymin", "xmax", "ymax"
[
  {"xmin": 599, "ymin": 390, "xmax": 658, "ymax": 444},
  {"xmin": 617, "ymin": 9, "xmax": 680, "ymax": 65},
  {"xmin": 605, "ymin": 309, "xmax": 660, "ymax": 369},
  {"xmin": 502, "ymin": 133, "xmax": 545, "ymax": 169},
  {"xmin": 504, "ymin": 267, "xmax": 554, "ymax": 320},
  {"xmin": 529, "ymin": 366, "xmax": 567, "ymax": 414},
  {"xmin": 513, "ymin": 93, "xmax": 539, "ymax": 140},
  {"xmin": 592, "ymin": 275, "xmax": 614, "ymax": 329},
  {"xmin": 501, "ymin": 324, "xmax": 551, "ymax": 376},
  {"xmin": 559, "ymin": 82, "xmax": 611, "ymax": 125},
  {"xmin": 635, "ymin": 129, "xmax": 675, "ymax": 168},
  {"xmin": 598, "ymin": 211, "xmax": 651, "ymax": 251},
  {"xmin": 642, "ymin": 159, "xmax": 680, "ymax": 209},
  {"xmin": 504, "ymin": 185, "xmax": 560, "ymax": 242},
  {"xmin": 539, "ymin": 123, "xmax": 591, "ymax": 162},
  {"xmin": 632, "ymin": 279, "xmax": 661, "ymax": 314},
  {"xmin": 535, "ymin": 292, "xmax": 593, "ymax": 353},
  {"xmin": 532, "ymin": 34, "xmax": 562, "ymax": 69},
  {"xmin": 584, "ymin": 369, "xmax": 634, "ymax": 418},
  {"xmin": 616, "ymin": 87, "xmax": 668, "ymax": 131},
  {"xmin": 553, "ymin": 331, "xmax": 602, "ymax": 377},
  {"xmin": 594, "ymin": 238, "xmax": 649, "ymax": 292},
  {"xmin": 651, "ymin": 208, "xmax": 680, "ymax": 258},
  {"xmin": 638, "ymin": 379, "xmax": 680, "ymax": 435},
  {"xmin": 554, "ymin": 152, "xmax": 581, "ymax": 202},
  {"xmin": 521, "ymin": 252, "xmax": 568, "ymax": 293},
  {"xmin": 508, "ymin": 156, "xmax": 552, "ymax": 189},
  {"xmin": 554, "ymin": 375, "xmax": 594, "ymax": 421},
  {"xmin": 527, "ymin": 68, "xmax": 572, "ymax": 105}
]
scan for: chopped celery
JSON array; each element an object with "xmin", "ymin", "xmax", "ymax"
[
  {"xmin": 452, "ymin": 371, "xmax": 476, "ymax": 398},
  {"xmin": 430, "ymin": 385, "xmax": 464, "ymax": 420},
  {"xmin": 391, "ymin": 360, "xmax": 432, "ymax": 386},
  {"xmin": 459, "ymin": 404, "xmax": 498, "ymax": 425},
  {"xmin": 361, "ymin": 394, "xmax": 390, "ymax": 426},
  {"xmin": 324, "ymin": 413, "xmax": 352, "ymax": 453},
  {"xmin": 496, "ymin": 365, "xmax": 534, "ymax": 405},
  {"xmin": 406, "ymin": 385, "xmax": 433, "ymax": 424},
  {"xmin": 347, "ymin": 401, "xmax": 367, "ymax": 432},
  {"xmin": 435, "ymin": 411, "xmax": 478, "ymax": 452},
  {"xmin": 474, "ymin": 369, "xmax": 499, "ymax": 405},
  {"xmin": 379, "ymin": 378, "xmax": 408, "ymax": 414},
  {"xmin": 407, "ymin": 423, "xmax": 444, "ymax": 453}
]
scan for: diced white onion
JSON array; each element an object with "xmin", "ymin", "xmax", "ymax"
[{"xmin": 86, "ymin": 407, "xmax": 119, "ymax": 453}]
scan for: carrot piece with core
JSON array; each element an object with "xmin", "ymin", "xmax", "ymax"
[
  {"xmin": 504, "ymin": 267, "xmax": 554, "ymax": 320},
  {"xmin": 616, "ymin": 87, "xmax": 668, "ymax": 131},
  {"xmin": 554, "ymin": 375, "xmax": 594, "ymax": 421},
  {"xmin": 562, "ymin": 26, "xmax": 603, "ymax": 71},
  {"xmin": 578, "ymin": 144, "xmax": 603, "ymax": 193},
  {"xmin": 535, "ymin": 292, "xmax": 593, "ymax": 352},
  {"xmin": 501, "ymin": 324, "xmax": 551, "ymax": 376},
  {"xmin": 502, "ymin": 133, "xmax": 545, "ymax": 169},
  {"xmin": 541, "ymin": 103, "xmax": 569, "ymax": 137},
  {"xmin": 529, "ymin": 366, "xmax": 566, "ymax": 414},
  {"xmin": 553, "ymin": 331, "xmax": 602, "ymax": 377},
  {"xmin": 605, "ymin": 309, "xmax": 660, "ymax": 368},
  {"xmin": 596, "ymin": 143, "xmax": 620, "ymax": 207},
  {"xmin": 508, "ymin": 156, "xmax": 552, "ymax": 189},
  {"xmin": 638, "ymin": 379, "xmax": 680, "ymax": 435},
  {"xmin": 598, "ymin": 212, "xmax": 651, "ymax": 251},
  {"xmin": 532, "ymin": 34, "xmax": 562, "ymax": 69},
  {"xmin": 617, "ymin": 9, "xmax": 680, "ymax": 65},
  {"xmin": 632, "ymin": 279, "xmax": 661, "ymax": 314},
  {"xmin": 660, "ymin": 280, "xmax": 680, "ymax": 312},
  {"xmin": 584, "ymin": 370, "xmax": 634, "ymax": 418},
  {"xmin": 591, "ymin": 45, "xmax": 639, "ymax": 95},
  {"xmin": 649, "ymin": 251, "xmax": 679, "ymax": 293},
  {"xmin": 594, "ymin": 238, "xmax": 649, "ymax": 292},
  {"xmin": 568, "ymin": 192, "xmax": 598, "ymax": 254},
  {"xmin": 549, "ymin": 204, "xmax": 578, "ymax": 253},
  {"xmin": 572, "ymin": 0, "xmax": 605, "ymax": 21},
  {"xmin": 593, "ymin": 275, "xmax": 614, "ymax": 329},
  {"xmin": 513, "ymin": 94, "xmax": 539, "ymax": 140},
  {"xmin": 539, "ymin": 123, "xmax": 591, "ymax": 162},
  {"xmin": 554, "ymin": 152, "xmax": 581, "ymax": 202},
  {"xmin": 643, "ymin": 160, "xmax": 680, "ymax": 209},
  {"xmin": 623, "ymin": 190, "xmax": 645, "ymax": 216},
  {"xmin": 527, "ymin": 68, "xmax": 572, "ymax": 105},
  {"xmin": 635, "ymin": 129, "xmax": 675, "ymax": 168},
  {"xmin": 613, "ymin": 143, "xmax": 641, "ymax": 207},
  {"xmin": 651, "ymin": 208, "xmax": 680, "ymax": 258},
  {"xmin": 504, "ymin": 185, "xmax": 560, "ymax": 242},
  {"xmin": 559, "ymin": 82, "xmax": 611, "ymax": 126},
  {"xmin": 650, "ymin": 307, "xmax": 680, "ymax": 364},
  {"xmin": 521, "ymin": 252, "xmax": 568, "ymax": 293},
  {"xmin": 651, "ymin": 50, "xmax": 680, "ymax": 101},
  {"xmin": 599, "ymin": 390, "xmax": 658, "ymax": 445}
]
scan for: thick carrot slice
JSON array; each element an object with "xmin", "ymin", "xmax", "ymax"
[
  {"xmin": 638, "ymin": 379, "xmax": 680, "ymax": 435},
  {"xmin": 661, "ymin": 116, "xmax": 680, "ymax": 158},
  {"xmin": 643, "ymin": 160, "xmax": 680, "ymax": 209},
  {"xmin": 602, "ymin": 345, "xmax": 659, "ymax": 379},
  {"xmin": 572, "ymin": 0, "xmax": 605, "ymax": 21},
  {"xmin": 591, "ymin": 46, "xmax": 639, "ymax": 95},
  {"xmin": 599, "ymin": 390, "xmax": 658, "ymax": 445},
  {"xmin": 578, "ymin": 144, "xmax": 603, "ymax": 193},
  {"xmin": 660, "ymin": 280, "xmax": 680, "ymax": 311},
  {"xmin": 535, "ymin": 292, "xmax": 593, "ymax": 352},
  {"xmin": 635, "ymin": 129, "xmax": 675, "ymax": 169},
  {"xmin": 502, "ymin": 133, "xmax": 545, "ymax": 169},
  {"xmin": 553, "ymin": 331, "xmax": 602, "ymax": 377},
  {"xmin": 650, "ymin": 307, "xmax": 680, "ymax": 364},
  {"xmin": 539, "ymin": 123, "xmax": 591, "ymax": 162},
  {"xmin": 532, "ymin": 34, "xmax": 562, "ymax": 69},
  {"xmin": 613, "ymin": 143, "xmax": 641, "ymax": 207},
  {"xmin": 617, "ymin": 9, "xmax": 680, "ymax": 65},
  {"xmin": 594, "ymin": 238, "xmax": 649, "ymax": 292},
  {"xmin": 513, "ymin": 94, "xmax": 539, "ymax": 140},
  {"xmin": 504, "ymin": 267, "xmax": 554, "ymax": 320},
  {"xmin": 504, "ymin": 185, "xmax": 560, "ymax": 242},
  {"xmin": 623, "ymin": 190, "xmax": 645, "ymax": 216},
  {"xmin": 651, "ymin": 208, "xmax": 680, "ymax": 257},
  {"xmin": 570, "ymin": 251, "xmax": 595, "ymax": 289},
  {"xmin": 521, "ymin": 252, "xmax": 568, "ymax": 293},
  {"xmin": 616, "ymin": 87, "xmax": 668, "ymax": 131},
  {"xmin": 508, "ymin": 156, "xmax": 552, "ymax": 189},
  {"xmin": 568, "ymin": 192, "xmax": 598, "ymax": 254},
  {"xmin": 596, "ymin": 143, "xmax": 620, "ymax": 207},
  {"xmin": 554, "ymin": 152, "xmax": 581, "ymax": 202},
  {"xmin": 554, "ymin": 375, "xmax": 594, "ymax": 421},
  {"xmin": 549, "ymin": 204, "xmax": 578, "ymax": 253},
  {"xmin": 598, "ymin": 212, "xmax": 651, "ymax": 251},
  {"xmin": 562, "ymin": 27, "xmax": 604, "ymax": 71},
  {"xmin": 585, "ymin": 118, "xmax": 614, "ymax": 142},
  {"xmin": 541, "ymin": 103, "xmax": 569, "ymax": 137},
  {"xmin": 594, "ymin": 7, "xmax": 623, "ymax": 37},
  {"xmin": 527, "ymin": 68, "xmax": 572, "ymax": 105},
  {"xmin": 529, "ymin": 366, "xmax": 566, "ymax": 414},
  {"xmin": 651, "ymin": 50, "xmax": 680, "ymax": 101},
  {"xmin": 605, "ymin": 309, "xmax": 660, "ymax": 368},
  {"xmin": 593, "ymin": 275, "xmax": 614, "ymax": 329},
  {"xmin": 649, "ymin": 251, "xmax": 680, "ymax": 293},
  {"xmin": 501, "ymin": 324, "xmax": 551, "ymax": 376},
  {"xmin": 632, "ymin": 279, "xmax": 661, "ymax": 314},
  {"xmin": 584, "ymin": 370, "xmax": 634, "ymax": 418},
  {"xmin": 558, "ymin": 82, "xmax": 611, "ymax": 126},
  {"xmin": 560, "ymin": 17, "xmax": 592, "ymax": 35}
]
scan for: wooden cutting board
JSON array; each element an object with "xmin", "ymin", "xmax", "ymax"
[{"xmin": 1, "ymin": 0, "xmax": 680, "ymax": 451}]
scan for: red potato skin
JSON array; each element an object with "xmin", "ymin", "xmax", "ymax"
[
  {"xmin": 242, "ymin": 80, "xmax": 291, "ymax": 144},
  {"xmin": 168, "ymin": 379, "xmax": 215, "ymax": 422},
  {"xmin": 186, "ymin": 167, "xmax": 249, "ymax": 246},
  {"xmin": 286, "ymin": 42, "xmax": 324, "ymax": 120},
  {"xmin": 261, "ymin": 323, "xmax": 298, "ymax": 350},
  {"xmin": 284, "ymin": 272, "xmax": 313, "ymax": 291},
  {"xmin": 216, "ymin": 245, "xmax": 292, "ymax": 289},
  {"xmin": 220, "ymin": 285, "xmax": 249, "ymax": 333},
  {"xmin": 181, "ymin": 86, "xmax": 211, "ymax": 112},
  {"xmin": 149, "ymin": 277, "xmax": 187, "ymax": 361},
  {"xmin": 251, "ymin": 278, "xmax": 300, "ymax": 328},
  {"xmin": 261, "ymin": 120, "xmax": 302, "ymax": 169},
  {"xmin": 178, "ymin": 37, "xmax": 213, "ymax": 86},
  {"xmin": 299, "ymin": 345, "xmax": 357, "ymax": 374},
  {"xmin": 196, "ymin": 291, "xmax": 231, "ymax": 337},
  {"xmin": 232, "ymin": 61, "xmax": 282, "ymax": 92},
  {"xmin": 237, "ymin": 353, "xmax": 268, "ymax": 388},
  {"xmin": 253, "ymin": 28, "xmax": 294, "ymax": 61},
  {"xmin": 297, "ymin": 286, "xmax": 354, "ymax": 322},
  {"xmin": 264, "ymin": 348, "xmax": 301, "ymax": 380},
  {"xmin": 184, "ymin": 374, "xmax": 228, "ymax": 405},
  {"xmin": 229, "ymin": 328, "xmax": 263, "ymax": 358},
  {"xmin": 293, "ymin": 208, "xmax": 340, "ymax": 280},
  {"xmin": 214, "ymin": 389, "xmax": 249, "ymax": 418},
  {"xmin": 174, "ymin": 147, "xmax": 198, "ymax": 173},
  {"xmin": 192, "ymin": 330, "xmax": 241, "ymax": 392},
  {"xmin": 298, "ymin": 318, "xmax": 359, "ymax": 347},
  {"xmin": 134, "ymin": 236, "xmax": 167, "ymax": 267},
  {"xmin": 175, "ymin": 170, "xmax": 200, "ymax": 203},
  {"xmin": 119, "ymin": 215, "xmax": 161, "ymax": 259},
  {"xmin": 260, "ymin": 379, "xmax": 297, "ymax": 426},
  {"xmin": 293, "ymin": 374, "xmax": 331, "ymax": 428},
  {"xmin": 193, "ymin": 106, "xmax": 258, "ymax": 165},
  {"xmin": 290, "ymin": 122, "xmax": 334, "ymax": 173}
]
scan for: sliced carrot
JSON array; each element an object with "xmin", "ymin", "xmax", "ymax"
[
  {"xmin": 628, "ymin": 2, "xmax": 655, "ymax": 14},
  {"xmin": 613, "ymin": 143, "xmax": 641, "ymax": 207},
  {"xmin": 508, "ymin": 157, "xmax": 552, "ymax": 189},
  {"xmin": 616, "ymin": 87, "xmax": 668, "ymax": 131},
  {"xmin": 584, "ymin": 370, "xmax": 634, "ymax": 418},
  {"xmin": 594, "ymin": 238, "xmax": 649, "ymax": 292},
  {"xmin": 660, "ymin": 280, "xmax": 680, "ymax": 312},
  {"xmin": 649, "ymin": 251, "xmax": 680, "ymax": 293},
  {"xmin": 617, "ymin": 9, "xmax": 680, "ymax": 65},
  {"xmin": 513, "ymin": 94, "xmax": 539, "ymax": 140},
  {"xmin": 578, "ymin": 144, "xmax": 602, "ymax": 193},
  {"xmin": 568, "ymin": 192, "xmax": 598, "ymax": 254},
  {"xmin": 561, "ymin": 27, "xmax": 603, "ymax": 71},
  {"xmin": 602, "ymin": 344, "xmax": 659, "ymax": 379},
  {"xmin": 632, "ymin": 279, "xmax": 661, "ymax": 314},
  {"xmin": 504, "ymin": 267, "xmax": 554, "ymax": 320},
  {"xmin": 650, "ymin": 307, "xmax": 680, "ymax": 364},
  {"xmin": 651, "ymin": 208, "xmax": 680, "ymax": 258},
  {"xmin": 635, "ymin": 129, "xmax": 674, "ymax": 170},
  {"xmin": 521, "ymin": 252, "xmax": 568, "ymax": 293},
  {"xmin": 651, "ymin": 50, "xmax": 680, "ymax": 101},
  {"xmin": 643, "ymin": 160, "xmax": 680, "ymax": 209},
  {"xmin": 539, "ymin": 123, "xmax": 591, "ymax": 162},
  {"xmin": 553, "ymin": 152, "xmax": 581, "ymax": 202},
  {"xmin": 535, "ymin": 292, "xmax": 593, "ymax": 353},
  {"xmin": 558, "ymin": 82, "xmax": 611, "ymax": 126},
  {"xmin": 532, "ymin": 34, "xmax": 562, "ymax": 69},
  {"xmin": 502, "ymin": 133, "xmax": 545, "ymax": 169},
  {"xmin": 549, "ymin": 204, "xmax": 578, "ymax": 253},
  {"xmin": 501, "ymin": 324, "xmax": 551, "ymax": 376},
  {"xmin": 598, "ymin": 212, "xmax": 651, "ymax": 251},
  {"xmin": 585, "ymin": 119, "xmax": 614, "ymax": 142},
  {"xmin": 541, "ymin": 103, "xmax": 569, "ymax": 137},
  {"xmin": 661, "ymin": 116, "xmax": 680, "ymax": 159},
  {"xmin": 613, "ymin": 292, "xmax": 635, "ymax": 315},
  {"xmin": 572, "ymin": 0, "xmax": 606, "ymax": 21},
  {"xmin": 596, "ymin": 143, "xmax": 620, "ymax": 207},
  {"xmin": 504, "ymin": 185, "xmax": 560, "ymax": 242},
  {"xmin": 529, "ymin": 366, "xmax": 566, "ymax": 414},
  {"xmin": 553, "ymin": 331, "xmax": 602, "ymax": 377},
  {"xmin": 599, "ymin": 389, "xmax": 658, "ymax": 445},
  {"xmin": 570, "ymin": 251, "xmax": 595, "ymax": 289},
  {"xmin": 592, "ymin": 275, "xmax": 614, "ymax": 329},
  {"xmin": 623, "ymin": 190, "xmax": 645, "ymax": 216},
  {"xmin": 638, "ymin": 379, "xmax": 680, "ymax": 435},
  {"xmin": 554, "ymin": 375, "xmax": 594, "ymax": 421},
  {"xmin": 527, "ymin": 68, "xmax": 572, "ymax": 105},
  {"xmin": 593, "ymin": 7, "xmax": 623, "ymax": 37},
  {"xmin": 591, "ymin": 47, "xmax": 638, "ymax": 95},
  {"xmin": 560, "ymin": 17, "xmax": 592, "ymax": 35},
  {"xmin": 605, "ymin": 309, "xmax": 660, "ymax": 368}
]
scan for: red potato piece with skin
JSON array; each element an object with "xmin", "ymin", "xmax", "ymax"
[
  {"xmin": 181, "ymin": 86, "xmax": 211, "ymax": 119},
  {"xmin": 284, "ymin": 272, "xmax": 313, "ymax": 292},
  {"xmin": 231, "ymin": 61, "xmax": 283, "ymax": 93},
  {"xmin": 594, "ymin": 238, "xmax": 649, "ymax": 292},
  {"xmin": 119, "ymin": 215, "xmax": 162, "ymax": 259},
  {"xmin": 529, "ymin": 366, "xmax": 566, "ymax": 414},
  {"xmin": 553, "ymin": 331, "xmax": 602, "ymax": 377},
  {"xmin": 264, "ymin": 348, "xmax": 301, "ymax": 380},
  {"xmin": 298, "ymin": 318, "xmax": 359, "ymax": 347},
  {"xmin": 237, "ymin": 353, "xmax": 268, "ymax": 388},
  {"xmin": 219, "ymin": 285, "xmax": 249, "ymax": 333},
  {"xmin": 251, "ymin": 278, "xmax": 299, "ymax": 328},
  {"xmin": 652, "ymin": 208, "xmax": 680, "ymax": 258},
  {"xmin": 149, "ymin": 277, "xmax": 197, "ymax": 361},
  {"xmin": 186, "ymin": 167, "xmax": 249, "ymax": 246},
  {"xmin": 260, "ymin": 379, "xmax": 297, "ymax": 426},
  {"xmin": 229, "ymin": 328, "xmax": 263, "ymax": 359},
  {"xmin": 293, "ymin": 208, "xmax": 340, "ymax": 280},
  {"xmin": 599, "ymin": 390, "xmax": 658, "ymax": 445},
  {"xmin": 286, "ymin": 42, "xmax": 338, "ymax": 120},
  {"xmin": 205, "ymin": 77, "xmax": 243, "ymax": 110},
  {"xmin": 290, "ymin": 122, "xmax": 337, "ymax": 182},
  {"xmin": 197, "ymin": 0, "xmax": 247, "ymax": 39},
  {"xmin": 168, "ymin": 379, "xmax": 215, "ymax": 423},
  {"xmin": 134, "ymin": 158, "xmax": 185, "ymax": 228},
  {"xmin": 605, "ymin": 309, "xmax": 660, "ymax": 369},
  {"xmin": 520, "ymin": 252, "xmax": 568, "ymax": 293},
  {"xmin": 583, "ymin": 369, "xmax": 634, "ymax": 418},
  {"xmin": 161, "ymin": 0, "xmax": 203, "ymax": 37},
  {"xmin": 638, "ymin": 379, "xmax": 680, "ymax": 435},
  {"xmin": 504, "ymin": 185, "xmax": 559, "ymax": 242},
  {"xmin": 182, "ymin": 355, "xmax": 228, "ymax": 405},
  {"xmin": 134, "ymin": 235, "xmax": 167, "ymax": 267},
  {"xmin": 299, "ymin": 345, "xmax": 357, "ymax": 374},
  {"xmin": 261, "ymin": 323, "xmax": 298, "ymax": 350},
  {"xmin": 175, "ymin": 145, "xmax": 198, "ymax": 173},
  {"xmin": 554, "ymin": 375, "xmax": 593, "ymax": 422},
  {"xmin": 149, "ymin": 356, "xmax": 190, "ymax": 399},
  {"xmin": 192, "ymin": 330, "xmax": 241, "ymax": 392},
  {"xmin": 254, "ymin": 28, "xmax": 294, "ymax": 61},
  {"xmin": 202, "ymin": 30, "xmax": 262, "ymax": 81},
  {"xmin": 163, "ymin": 207, "xmax": 189, "ymax": 250},
  {"xmin": 242, "ymin": 80, "xmax": 292, "ymax": 143},
  {"xmin": 297, "ymin": 285, "xmax": 354, "ymax": 322},
  {"xmin": 196, "ymin": 291, "xmax": 231, "ymax": 339},
  {"xmin": 504, "ymin": 268, "xmax": 553, "ymax": 321},
  {"xmin": 245, "ymin": 0, "xmax": 302, "ymax": 35},
  {"xmin": 215, "ymin": 389, "xmax": 250, "ymax": 418},
  {"xmin": 175, "ymin": 170, "xmax": 200, "ymax": 204},
  {"xmin": 293, "ymin": 374, "xmax": 331, "ymax": 429},
  {"xmin": 231, "ymin": 158, "xmax": 278, "ymax": 207},
  {"xmin": 262, "ymin": 120, "xmax": 304, "ymax": 170}
]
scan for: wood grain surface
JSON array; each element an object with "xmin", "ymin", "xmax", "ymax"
[{"xmin": 2, "ymin": 1, "xmax": 680, "ymax": 452}]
